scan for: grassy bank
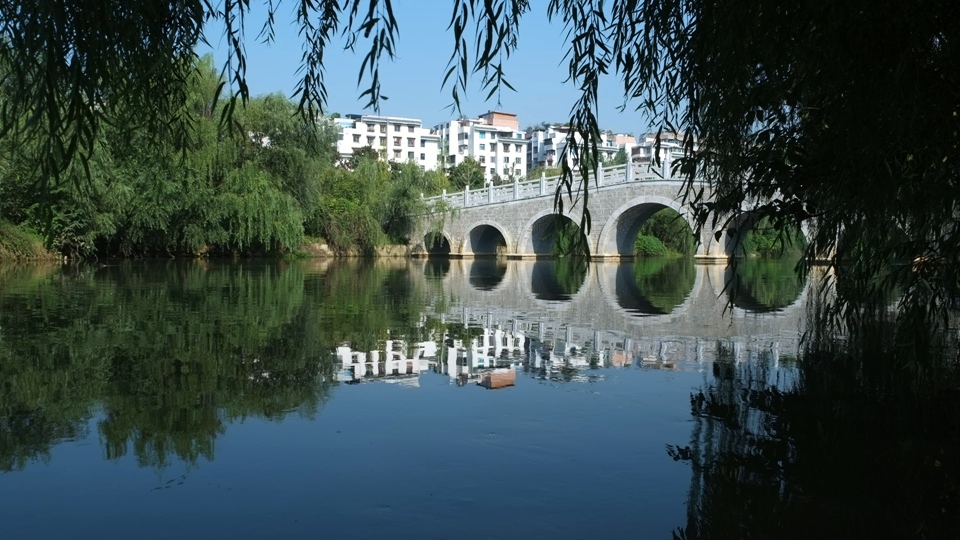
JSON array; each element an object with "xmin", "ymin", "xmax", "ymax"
[{"xmin": 0, "ymin": 221, "xmax": 55, "ymax": 261}]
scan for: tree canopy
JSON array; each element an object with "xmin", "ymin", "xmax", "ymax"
[{"xmin": 1, "ymin": 0, "xmax": 959, "ymax": 331}]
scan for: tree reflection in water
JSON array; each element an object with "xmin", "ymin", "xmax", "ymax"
[
  {"xmin": 725, "ymin": 258, "xmax": 806, "ymax": 312},
  {"xmin": 531, "ymin": 257, "xmax": 588, "ymax": 301},
  {"xmin": 669, "ymin": 336, "xmax": 960, "ymax": 539},
  {"xmin": 0, "ymin": 260, "xmax": 425, "ymax": 471},
  {"xmin": 617, "ymin": 258, "xmax": 696, "ymax": 315}
]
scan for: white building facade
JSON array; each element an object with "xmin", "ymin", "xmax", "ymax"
[
  {"xmin": 335, "ymin": 114, "xmax": 441, "ymax": 171},
  {"xmin": 526, "ymin": 126, "xmax": 635, "ymax": 172},
  {"xmin": 435, "ymin": 111, "xmax": 530, "ymax": 183},
  {"xmin": 630, "ymin": 132, "xmax": 688, "ymax": 176}
]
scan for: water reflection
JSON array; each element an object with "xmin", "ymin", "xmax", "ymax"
[
  {"xmin": 0, "ymin": 260, "xmax": 421, "ymax": 471},
  {"xmin": 725, "ymin": 258, "xmax": 806, "ymax": 312},
  {"xmin": 423, "ymin": 257, "xmax": 450, "ymax": 280},
  {"xmin": 0, "ymin": 258, "xmax": 810, "ymax": 539},
  {"xmin": 617, "ymin": 258, "xmax": 696, "ymax": 315},
  {"xmin": 467, "ymin": 258, "xmax": 507, "ymax": 290},
  {"xmin": 530, "ymin": 258, "xmax": 588, "ymax": 300}
]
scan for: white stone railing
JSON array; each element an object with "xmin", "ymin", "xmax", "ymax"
[{"xmin": 422, "ymin": 162, "xmax": 686, "ymax": 209}]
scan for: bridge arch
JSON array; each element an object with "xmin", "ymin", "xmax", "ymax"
[
  {"xmin": 422, "ymin": 230, "xmax": 452, "ymax": 256},
  {"xmin": 461, "ymin": 220, "xmax": 512, "ymax": 257},
  {"xmin": 516, "ymin": 210, "xmax": 586, "ymax": 258},
  {"xmin": 720, "ymin": 213, "xmax": 811, "ymax": 259},
  {"xmin": 595, "ymin": 196, "xmax": 696, "ymax": 258}
]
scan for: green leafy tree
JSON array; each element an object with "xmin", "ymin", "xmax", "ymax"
[
  {"xmin": 2, "ymin": 1, "xmax": 959, "ymax": 327},
  {"xmin": 447, "ymin": 156, "xmax": 486, "ymax": 191},
  {"xmin": 379, "ymin": 162, "xmax": 433, "ymax": 243},
  {"xmin": 610, "ymin": 148, "xmax": 628, "ymax": 166}
]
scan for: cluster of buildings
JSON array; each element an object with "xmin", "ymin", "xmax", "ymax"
[{"xmin": 334, "ymin": 110, "xmax": 683, "ymax": 184}]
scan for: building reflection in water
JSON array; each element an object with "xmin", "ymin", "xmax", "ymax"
[{"xmin": 334, "ymin": 314, "xmax": 789, "ymax": 388}]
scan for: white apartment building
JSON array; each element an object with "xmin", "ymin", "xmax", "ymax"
[
  {"xmin": 335, "ymin": 114, "xmax": 441, "ymax": 171},
  {"xmin": 435, "ymin": 111, "xmax": 530, "ymax": 183},
  {"xmin": 630, "ymin": 132, "xmax": 688, "ymax": 174},
  {"xmin": 526, "ymin": 126, "xmax": 634, "ymax": 171}
]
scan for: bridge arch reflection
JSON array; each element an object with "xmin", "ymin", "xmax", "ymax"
[
  {"xmin": 530, "ymin": 259, "xmax": 588, "ymax": 301},
  {"xmin": 468, "ymin": 259, "xmax": 508, "ymax": 291},
  {"xmin": 724, "ymin": 259, "xmax": 807, "ymax": 312},
  {"xmin": 615, "ymin": 259, "xmax": 697, "ymax": 315}
]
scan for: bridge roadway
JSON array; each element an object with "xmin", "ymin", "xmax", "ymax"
[
  {"xmin": 413, "ymin": 259, "xmax": 811, "ymax": 365},
  {"xmin": 411, "ymin": 162, "xmax": 734, "ymax": 260}
]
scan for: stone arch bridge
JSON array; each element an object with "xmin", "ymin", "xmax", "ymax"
[{"xmin": 411, "ymin": 163, "xmax": 739, "ymax": 260}]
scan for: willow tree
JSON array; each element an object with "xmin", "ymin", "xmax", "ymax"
[{"xmin": 2, "ymin": 1, "xmax": 958, "ymax": 329}]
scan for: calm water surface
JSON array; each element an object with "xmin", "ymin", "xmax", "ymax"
[{"xmin": 0, "ymin": 258, "xmax": 806, "ymax": 539}]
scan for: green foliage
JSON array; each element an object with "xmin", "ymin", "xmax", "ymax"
[
  {"xmin": 315, "ymin": 161, "xmax": 387, "ymax": 254},
  {"xmin": 634, "ymin": 235, "xmax": 669, "ymax": 258},
  {"xmin": 349, "ymin": 146, "xmax": 381, "ymax": 169},
  {"xmin": 447, "ymin": 156, "xmax": 486, "ymax": 190},
  {"xmin": 0, "ymin": 222, "xmax": 50, "ymax": 260},
  {"xmin": 638, "ymin": 208, "xmax": 695, "ymax": 256},
  {"xmin": 380, "ymin": 162, "xmax": 434, "ymax": 243},
  {"xmin": 740, "ymin": 217, "xmax": 807, "ymax": 259},
  {"xmin": 610, "ymin": 148, "xmax": 628, "ymax": 166},
  {"xmin": 0, "ymin": 54, "xmax": 413, "ymax": 257},
  {"xmin": 423, "ymin": 169, "xmax": 451, "ymax": 196}
]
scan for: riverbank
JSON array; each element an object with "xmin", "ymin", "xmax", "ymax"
[{"xmin": 0, "ymin": 221, "xmax": 56, "ymax": 261}]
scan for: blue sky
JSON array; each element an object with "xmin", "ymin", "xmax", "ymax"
[{"xmin": 197, "ymin": 0, "xmax": 649, "ymax": 134}]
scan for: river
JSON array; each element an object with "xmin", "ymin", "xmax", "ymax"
[{"xmin": 0, "ymin": 258, "xmax": 807, "ymax": 539}]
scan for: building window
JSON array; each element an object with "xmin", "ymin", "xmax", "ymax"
[
  {"xmin": 489, "ymin": 167, "xmax": 495, "ymax": 175},
  {"xmin": 515, "ymin": 144, "xmax": 522, "ymax": 152},
  {"xmin": 420, "ymin": 153, "xmax": 426, "ymax": 160},
  {"xmin": 367, "ymin": 136, "xmax": 375, "ymax": 145},
  {"xmin": 407, "ymin": 138, "xmax": 415, "ymax": 147},
  {"xmin": 479, "ymin": 156, "xmax": 486, "ymax": 164},
  {"xmin": 491, "ymin": 156, "xmax": 496, "ymax": 163},
  {"xmin": 503, "ymin": 143, "xmax": 509, "ymax": 152},
  {"xmin": 515, "ymin": 169, "xmax": 521, "ymax": 175},
  {"xmin": 394, "ymin": 124, "xmax": 401, "ymax": 132},
  {"xmin": 479, "ymin": 132, "xmax": 486, "ymax": 139},
  {"xmin": 420, "ymin": 140, "xmax": 426, "ymax": 148},
  {"xmin": 393, "ymin": 137, "xmax": 401, "ymax": 145},
  {"xmin": 367, "ymin": 125, "xmax": 375, "ymax": 132},
  {"xmin": 379, "ymin": 125, "xmax": 386, "ymax": 133},
  {"xmin": 353, "ymin": 134, "xmax": 360, "ymax": 143},
  {"xmin": 380, "ymin": 136, "xmax": 386, "ymax": 146},
  {"xmin": 338, "ymin": 133, "xmax": 343, "ymax": 140},
  {"xmin": 515, "ymin": 157, "xmax": 521, "ymax": 163},
  {"xmin": 408, "ymin": 125, "xmax": 415, "ymax": 133},
  {"xmin": 479, "ymin": 143, "xmax": 486, "ymax": 150},
  {"xmin": 393, "ymin": 149, "xmax": 401, "ymax": 157},
  {"xmin": 408, "ymin": 151, "xmax": 414, "ymax": 159}
]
